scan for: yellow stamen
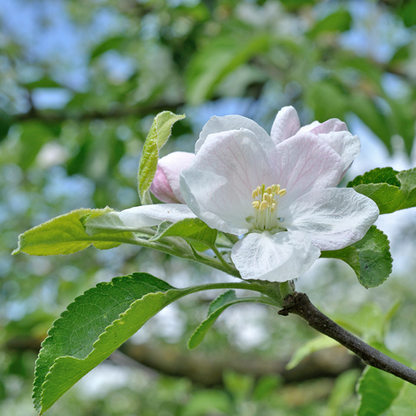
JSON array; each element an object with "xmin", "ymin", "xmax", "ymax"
[
  {"xmin": 251, "ymin": 183, "xmax": 286, "ymax": 230},
  {"xmin": 260, "ymin": 200, "xmax": 268, "ymax": 211}
]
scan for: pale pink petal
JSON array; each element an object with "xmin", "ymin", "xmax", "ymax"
[
  {"xmin": 268, "ymin": 134, "xmax": 344, "ymax": 207},
  {"xmin": 270, "ymin": 106, "xmax": 301, "ymax": 144},
  {"xmin": 180, "ymin": 169, "xmax": 251, "ymax": 234},
  {"xmin": 150, "ymin": 165, "xmax": 178, "ymax": 204},
  {"xmin": 280, "ymin": 188, "xmax": 379, "ymax": 251},
  {"xmin": 150, "ymin": 151, "xmax": 195, "ymax": 203},
  {"xmin": 196, "ymin": 115, "xmax": 275, "ymax": 153},
  {"xmin": 231, "ymin": 231, "xmax": 321, "ymax": 282},
  {"xmin": 295, "ymin": 118, "xmax": 359, "ymax": 175},
  {"xmin": 315, "ymin": 131, "xmax": 360, "ymax": 176},
  {"xmin": 300, "ymin": 118, "xmax": 348, "ymax": 134},
  {"xmin": 119, "ymin": 204, "xmax": 196, "ymax": 227}
]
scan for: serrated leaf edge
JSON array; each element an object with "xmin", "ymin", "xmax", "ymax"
[
  {"xmin": 33, "ymin": 274, "xmax": 179, "ymax": 413},
  {"xmin": 357, "ymin": 227, "xmax": 392, "ymax": 289}
]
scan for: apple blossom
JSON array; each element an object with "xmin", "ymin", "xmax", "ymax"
[{"xmin": 120, "ymin": 106, "xmax": 379, "ymax": 282}]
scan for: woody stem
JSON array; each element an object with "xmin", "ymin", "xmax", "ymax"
[{"xmin": 278, "ymin": 292, "xmax": 416, "ymax": 385}]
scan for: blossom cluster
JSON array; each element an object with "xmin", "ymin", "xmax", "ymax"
[{"xmin": 120, "ymin": 107, "xmax": 379, "ymax": 282}]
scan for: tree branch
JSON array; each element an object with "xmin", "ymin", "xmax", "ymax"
[
  {"xmin": 14, "ymin": 102, "xmax": 184, "ymax": 123},
  {"xmin": 278, "ymin": 292, "xmax": 416, "ymax": 385}
]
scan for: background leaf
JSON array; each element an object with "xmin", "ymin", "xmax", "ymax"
[
  {"xmin": 186, "ymin": 33, "xmax": 271, "ymax": 105},
  {"xmin": 384, "ymin": 382, "xmax": 416, "ymax": 415},
  {"xmin": 356, "ymin": 366, "xmax": 404, "ymax": 416},
  {"xmin": 307, "ymin": 10, "xmax": 352, "ymax": 38},
  {"xmin": 286, "ymin": 336, "xmax": 338, "ymax": 370}
]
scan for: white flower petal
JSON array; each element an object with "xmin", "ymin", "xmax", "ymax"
[
  {"xmin": 180, "ymin": 169, "xmax": 251, "ymax": 235},
  {"xmin": 316, "ymin": 131, "xmax": 360, "ymax": 176},
  {"xmin": 268, "ymin": 134, "xmax": 344, "ymax": 207},
  {"xmin": 196, "ymin": 115, "xmax": 275, "ymax": 153},
  {"xmin": 231, "ymin": 231, "xmax": 321, "ymax": 282},
  {"xmin": 181, "ymin": 128, "xmax": 276, "ymax": 233},
  {"xmin": 119, "ymin": 204, "xmax": 196, "ymax": 227},
  {"xmin": 282, "ymin": 188, "xmax": 379, "ymax": 251},
  {"xmin": 270, "ymin": 106, "xmax": 301, "ymax": 144},
  {"xmin": 192, "ymin": 129, "xmax": 274, "ymax": 198}
]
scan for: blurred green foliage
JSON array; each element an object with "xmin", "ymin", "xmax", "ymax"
[{"xmin": 2, "ymin": 0, "xmax": 416, "ymax": 414}]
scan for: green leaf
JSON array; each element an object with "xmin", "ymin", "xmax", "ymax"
[
  {"xmin": 33, "ymin": 273, "xmax": 199, "ymax": 414},
  {"xmin": 207, "ymin": 290, "xmax": 237, "ymax": 315},
  {"xmin": 326, "ymin": 369, "xmax": 361, "ymax": 416},
  {"xmin": 186, "ymin": 33, "xmax": 271, "ymax": 105},
  {"xmin": 320, "ymin": 226, "xmax": 392, "ymax": 289},
  {"xmin": 13, "ymin": 208, "xmax": 137, "ymax": 256},
  {"xmin": 138, "ymin": 111, "xmax": 185, "ymax": 204},
  {"xmin": 348, "ymin": 167, "xmax": 400, "ymax": 188},
  {"xmin": 0, "ymin": 108, "xmax": 12, "ymax": 141},
  {"xmin": 348, "ymin": 167, "xmax": 416, "ymax": 214},
  {"xmin": 286, "ymin": 336, "xmax": 338, "ymax": 370},
  {"xmin": 356, "ymin": 344, "xmax": 416, "ymax": 416},
  {"xmin": 83, "ymin": 211, "xmax": 147, "ymax": 235},
  {"xmin": 188, "ymin": 291, "xmax": 266, "ymax": 349},
  {"xmin": 280, "ymin": 0, "xmax": 316, "ymax": 11},
  {"xmin": 349, "ymin": 93, "xmax": 393, "ymax": 152},
  {"xmin": 306, "ymin": 81, "xmax": 348, "ymax": 122},
  {"xmin": 188, "ymin": 290, "xmax": 236, "ymax": 349},
  {"xmin": 356, "ymin": 366, "xmax": 404, "ymax": 416},
  {"xmin": 23, "ymin": 77, "xmax": 63, "ymax": 90},
  {"xmin": 223, "ymin": 371, "xmax": 254, "ymax": 400},
  {"xmin": 90, "ymin": 36, "xmax": 127, "ymax": 60},
  {"xmin": 385, "ymin": 382, "xmax": 416, "ymax": 416},
  {"xmin": 397, "ymin": 2, "xmax": 416, "ymax": 27},
  {"xmin": 333, "ymin": 303, "xmax": 388, "ymax": 342},
  {"xmin": 307, "ymin": 9, "xmax": 352, "ymax": 38},
  {"xmin": 252, "ymin": 375, "xmax": 282, "ymax": 401},
  {"xmin": 386, "ymin": 98, "xmax": 415, "ymax": 155},
  {"xmin": 182, "ymin": 390, "xmax": 231, "ymax": 416},
  {"xmin": 390, "ymin": 44, "xmax": 410, "ymax": 65},
  {"xmin": 150, "ymin": 218, "xmax": 218, "ymax": 249},
  {"xmin": 18, "ymin": 121, "xmax": 55, "ymax": 169}
]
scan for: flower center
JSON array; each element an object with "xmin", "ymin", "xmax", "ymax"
[{"xmin": 251, "ymin": 184, "xmax": 286, "ymax": 231}]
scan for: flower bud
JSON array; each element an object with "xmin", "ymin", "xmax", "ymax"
[{"xmin": 150, "ymin": 151, "xmax": 195, "ymax": 203}]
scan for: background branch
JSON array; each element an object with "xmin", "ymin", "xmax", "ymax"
[{"xmin": 6, "ymin": 336, "xmax": 361, "ymax": 386}]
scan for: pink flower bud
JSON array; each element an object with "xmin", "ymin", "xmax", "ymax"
[{"xmin": 150, "ymin": 151, "xmax": 195, "ymax": 203}]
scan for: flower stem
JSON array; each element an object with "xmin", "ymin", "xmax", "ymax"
[
  {"xmin": 278, "ymin": 292, "xmax": 416, "ymax": 385},
  {"xmin": 223, "ymin": 233, "xmax": 239, "ymax": 244},
  {"xmin": 211, "ymin": 245, "xmax": 236, "ymax": 274}
]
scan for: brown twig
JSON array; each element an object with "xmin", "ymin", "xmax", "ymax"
[{"xmin": 278, "ymin": 292, "xmax": 416, "ymax": 385}]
